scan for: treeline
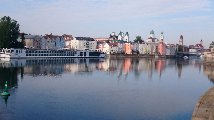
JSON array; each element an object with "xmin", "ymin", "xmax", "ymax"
[{"xmin": 0, "ymin": 16, "xmax": 24, "ymax": 48}]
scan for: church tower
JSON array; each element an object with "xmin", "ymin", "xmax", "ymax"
[
  {"xmin": 160, "ymin": 32, "xmax": 164, "ymax": 42},
  {"xmin": 179, "ymin": 35, "xmax": 183, "ymax": 46},
  {"xmin": 200, "ymin": 39, "xmax": 203, "ymax": 46},
  {"xmin": 150, "ymin": 30, "xmax": 155, "ymax": 38},
  {"xmin": 124, "ymin": 32, "xmax": 129, "ymax": 42}
]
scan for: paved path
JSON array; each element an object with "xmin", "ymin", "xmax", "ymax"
[{"xmin": 192, "ymin": 87, "xmax": 214, "ymax": 120}]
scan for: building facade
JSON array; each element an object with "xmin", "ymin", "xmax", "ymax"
[{"xmin": 71, "ymin": 37, "xmax": 97, "ymax": 51}]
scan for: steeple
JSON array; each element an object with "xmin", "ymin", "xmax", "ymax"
[
  {"xmin": 200, "ymin": 39, "xmax": 203, "ymax": 46},
  {"xmin": 179, "ymin": 35, "xmax": 183, "ymax": 45},
  {"xmin": 160, "ymin": 32, "xmax": 164, "ymax": 42},
  {"xmin": 150, "ymin": 30, "xmax": 155, "ymax": 38}
]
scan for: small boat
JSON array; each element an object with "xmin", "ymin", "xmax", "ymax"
[{"xmin": 183, "ymin": 56, "xmax": 189, "ymax": 60}]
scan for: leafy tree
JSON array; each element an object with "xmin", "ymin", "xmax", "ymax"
[
  {"xmin": 134, "ymin": 36, "xmax": 143, "ymax": 43},
  {"xmin": 0, "ymin": 16, "xmax": 24, "ymax": 48}
]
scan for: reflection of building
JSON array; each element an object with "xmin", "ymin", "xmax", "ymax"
[
  {"xmin": 123, "ymin": 58, "xmax": 131, "ymax": 75},
  {"xmin": 155, "ymin": 59, "xmax": 166, "ymax": 77},
  {"xmin": 0, "ymin": 58, "xmax": 204, "ymax": 80}
]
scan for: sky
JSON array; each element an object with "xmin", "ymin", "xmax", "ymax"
[{"xmin": 0, "ymin": 0, "xmax": 214, "ymax": 48}]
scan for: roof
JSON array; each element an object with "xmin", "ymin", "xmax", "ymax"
[
  {"xmin": 75, "ymin": 37, "xmax": 95, "ymax": 41},
  {"xmin": 108, "ymin": 43, "xmax": 118, "ymax": 47},
  {"xmin": 195, "ymin": 44, "xmax": 203, "ymax": 48}
]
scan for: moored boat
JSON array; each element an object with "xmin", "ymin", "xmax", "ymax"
[{"xmin": 0, "ymin": 48, "xmax": 106, "ymax": 59}]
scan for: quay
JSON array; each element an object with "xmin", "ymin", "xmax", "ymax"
[{"xmin": 192, "ymin": 87, "xmax": 214, "ymax": 120}]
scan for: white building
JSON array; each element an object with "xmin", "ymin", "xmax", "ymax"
[
  {"xmin": 146, "ymin": 30, "xmax": 158, "ymax": 43},
  {"xmin": 71, "ymin": 37, "xmax": 97, "ymax": 51},
  {"xmin": 138, "ymin": 43, "xmax": 147, "ymax": 54},
  {"xmin": 24, "ymin": 35, "xmax": 42, "ymax": 49},
  {"xmin": 118, "ymin": 31, "xmax": 129, "ymax": 42},
  {"xmin": 62, "ymin": 34, "xmax": 73, "ymax": 49},
  {"xmin": 103, "ymin": 43, "xmax": 111, "ymax": 54},
  {"xmin": 102, "ymin": 43, "xmax": 120, "ymax": 54},
  {"xmin": 41, "ymin": 34, "xmax": 65, "ymax": 49},
  {"xmin": 166, "ymin": 44, "xmax": 176, "ymax": 55}
]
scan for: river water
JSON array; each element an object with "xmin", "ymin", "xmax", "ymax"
[{"xmin": 0, "ymin": 58, "xmax": 213, "ymax": 120}]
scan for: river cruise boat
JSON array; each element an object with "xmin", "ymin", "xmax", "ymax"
[{"xmin": 0, "ymin": 48, "xmax": 106, "ymax": 59}]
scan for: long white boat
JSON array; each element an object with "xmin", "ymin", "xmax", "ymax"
[{"xmin": 0, "ymin": 48, "xmax": 106, "ymax": 58}]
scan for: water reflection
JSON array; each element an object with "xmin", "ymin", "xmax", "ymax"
[
  {"xmin": 0, "ymin": 66, "xmax": 23, "ymax": 105},
  {"xmin": 0, "ymin": 58, "xmax": 212, "ymax": 120},
  {"xmin": 0, "ymin": 58, "xmax": 205, "ymax": 78}
]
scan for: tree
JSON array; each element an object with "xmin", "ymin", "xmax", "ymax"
[
  {"xmin": 134, "ymin": 36, "xmax": 143, "ymax": 43},
  {"xmin": 0, "ymin": 16, "xmax": 24, "ymax": 48}
]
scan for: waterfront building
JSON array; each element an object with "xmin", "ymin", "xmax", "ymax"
[
  {"xmin": 146, "ymin": 30, "xmax": 158, "ymax": 43},
  {"xmin": 132, "ymin": 43, "xmax": 138, "ymax": 53},
  {"xmin": 158, "ymin": 32, "xmax": 166, "ymax": 55},
  {"xmin": 71, "ymin": 37, "xmax": 97, "ymax": 51},
  {"xmin": 41, "ymin": 34, "xmax": 65, "ymax": 50},
  {"xmin": 117, "ymin": 42, "xmax": 124, "ymax": 53},
  {"xmin": 138, "ymin": 43, "xmax": 147, "ymax": 54},
  {"xmin": 62, "ymin": 34, "xmax": 73, "ymax": 49},
  {"xmin": 24, "ymin": 35, "xmax": 42, "ymax": 49},
  {"xmin": 103, "ymin": 43, "xmax": 111, "ymax": 54},
  {"xmin": 146, "ymin": 30, "xmax": 159, "ymax": 55},
  {"xmin": 109, "ymin": 43, "xmax": 119, "ymax": 54},
  {"xmin": 102, "ymin": 43, "xmax": 119, "ymax": 54},
  {"xmin": 118, "ymin": 31, "xmax": 129, "ymax": 42},
  {"xmin": 179, "ymin": 35, "xmax": 184, "ymax": 46},
  {"xmin": 94, "ymin": 38, "xmax": 109, "ymax": 42},
  {"xmin": 124, "ymin": 32, "xmax": 129, "ymax": 42},
  {"xmin": 166, "ymin": 44, "xmax": 176, "ymax": 56},
  {"xmin": 109, "ymin": 32, "xmax": 118, "ymax": 41},
  {"xmin": 124, "ymin": 43, "xmax": 132, "ymax": 54},
  {"xmin": 96, "ymin": 41, "xmax": 105, "ymax": 52}
]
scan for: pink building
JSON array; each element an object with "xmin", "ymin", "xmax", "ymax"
[
  {"xmin": 124, "ymin": 43, "xmax": 132, "ymax": 54},
  {"xmin": 158, "ymin": 42, "xmax": 166, "ymax": 55}
]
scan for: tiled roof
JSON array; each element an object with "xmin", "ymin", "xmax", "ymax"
[{"xmin": 75, "ymin": 37, "xmax": 95, "ymax": 41}]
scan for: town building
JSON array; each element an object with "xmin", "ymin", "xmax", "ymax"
[
  {"xmin": 62, "ymin": 34, "xmax": 73, "ymax": 49},
  {"xmin": 24, "ymin": 35, "xmax": 42, "ymax": 49},
  {"xmin": 118, "ymin": 31, "xmax": 129, "ymax": 42},
  {"xmin": 41, "ymin": 34, "xmax": 65, "ymax": 50},
  {"xmin": 71, "ymin": 37, "xmax": 97, "ymax": 51},
  {"xmin": 166, "ymin": 44, "xmax": 176, "ymax": 56},
  {"xmin": 158, "ymin": 32, "xmax": 166, "ymax": 55},
  {"xmin": 124, "ymin": 43, "xmax": 132, "ymax": 54}
]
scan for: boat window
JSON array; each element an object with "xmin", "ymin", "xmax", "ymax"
[{"xmin": 16, "ymin": 50, "xmax": 18, "ymax": 53}]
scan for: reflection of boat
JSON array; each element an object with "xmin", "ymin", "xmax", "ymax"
[
  {"xmin": 0, "ymin": 58, "xmax": 105, "ymax": 68},
  {"xmin": 0, "ymin": 48, "xmax": 106, "ymax": 59}
]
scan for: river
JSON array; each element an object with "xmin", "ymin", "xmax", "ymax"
[{"xmin": 0, "ymin": 58, "xmax": 213, "ymax": 120}]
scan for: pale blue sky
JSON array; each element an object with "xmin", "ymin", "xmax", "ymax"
[{"xmin": 0, "ymin": 0, "xmax": 214, "ymax": 48}]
